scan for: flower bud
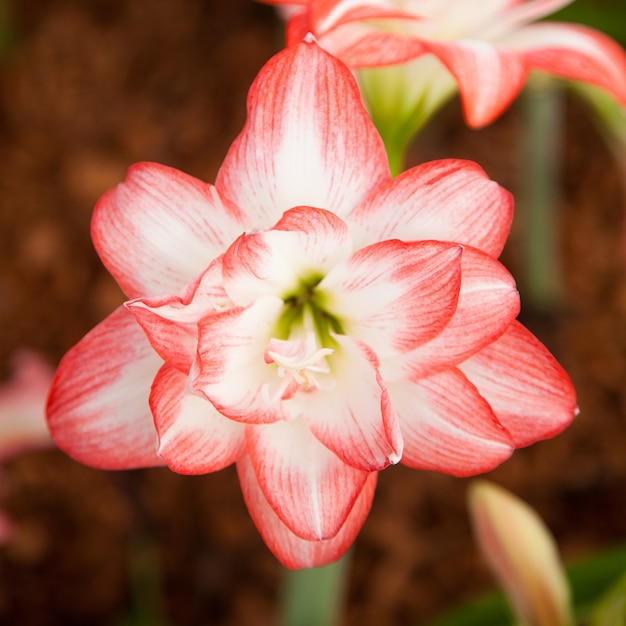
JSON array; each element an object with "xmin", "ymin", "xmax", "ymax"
[{"xmin": 468, "ymin": 480, "xmax": 574, "ymax": 626}]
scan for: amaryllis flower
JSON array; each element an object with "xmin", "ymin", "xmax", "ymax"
[
  {"xmin": 46, "ymin": 39, "xmax": 576, "ymax": 568},
  {"xmin": 260, "ymin": 0, "xmax": 626, "ymax": 131}
]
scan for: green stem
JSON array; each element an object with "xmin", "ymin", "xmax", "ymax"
[
  {"xmin": 520, "ymin": 78, "xmax": 564, "ymax": 312},
  {"xmin": 279, "ymin": 553, "xmax": 351, "ymax": 626}
]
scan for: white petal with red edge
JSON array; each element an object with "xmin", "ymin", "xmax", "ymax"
[
  {"xmin": 246, "ymin": 418, "xmax": 370, "ymax": 540},
  {"xmin": 222, "ymin": 207, "xmax": 352, "ymax": 306},
  {"xmin": 127, "ymin": 257, "xmax": 230, "ymax": 374},
  {"xmin": 384, "ymin": 246, "xmax": 519, "ymax": 381},
  {"xmin": 319, "ymin": 240, "xmax": 462, "ymax": 358},
  {"xmin": 150, "ymin": 365, "xmax": 245, "ymax": 474},
  {"xmin": 293, "ymin": 333, "xmax": 402, "ymax": 471},
  {"xmin": 459, "ymin": 321, "xmax": 577, "ymax": 447},
  {"xmin": 348, "ymin": 159, "xmax": 513, "ymax": 257},
  {"xmin": 216, "ymin": 40, "xmax": 390, "ymax": 226},
  {"xmin": 237, "ymin": 454, "xmax": 377, "ymax": 568},
  {"xmin": 506, "ymin": 22, "xmax": 626, "ymax": 104},
  {"xmin": 193, "ymin": 296, "xmax": 287, "ymax": 424},
  {"xmin": 92, "ymin": 162, "xmax": 245, "ymax": 299},
  {"xmin": 421, "ymin": 39, "xmax": 528, "ymax": 127},
  {"xmin": 391, "ymin": 369, "xmax": 514, "ymax": 476},
  {"xmin": 46, "ymin": 306, "xmax": 164, "ymax": 469}
]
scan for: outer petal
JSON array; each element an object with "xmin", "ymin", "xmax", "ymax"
[
  {"xmin": 349, "ymin": 159, "xmax": 513, "ymax": 257},
  {"xmin": 238, "ymin": 453, "xmax": 377, "ymax": 568},
  {"xmin": 420, "ymin": 40, "xmax": 529, "ymax": 127},
  {"xmin": 46, "ymin": 306, "xmax": 164, "ymax": 469},
  {"xmin": 127, "ymin": 257, "xmax": 229, "ymax": 374},
  {"xmin": 93, "ymin": 162, "xmax": 245, "ymax": 299},
  {"xmin": 391, "ymin": 369, "xmax": 514, "ymax": 476},
  {"xmin": 150, "ymin": 365, "xmax": 245, "ymax": 474},
  {"xmin": 222, "ymin": 207, "xmax": 352, "ymax": 306},
  {"xmin": 193, "ymin": 296, "xmax": 287, "ymax": 424},
  {"xmin": 294, "ymin": 2, "xmax": 427, "ymax": 67},
  {"xmin": 246, "ymin": 418, "xmax": 369, "ymax": 540},
  {"xmin": 459, "ymin": 321, "xmax": 577, "ymax": 447},
  {"xmin": 319, "ymin": 240, "xmax": 462, "ymax": 358},
  {"xmin": 215, "ymin": 39, "xmax": 390, "ymax": 225},
  {"xmin": 323, "ymin": 29, "xmax": 427, "ymax": 67},
  {"xmin": 297, "ymin": 334, "xmax": 402, "ymax": 471},
  {"xmin": 384, "ymin": 246, "xmax": 519, "ymax": 380},
  {"xmin": 507, "ymin": 22, "xmax": 626, "ymax": 105},
  {"xmin": 0, "ymin": 350, "xmax": 53, "ymax": 461}
]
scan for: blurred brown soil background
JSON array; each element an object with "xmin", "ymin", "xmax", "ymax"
[{"xmin": 0, "ymin": 1, "xmax": 624, "ymax": 625}]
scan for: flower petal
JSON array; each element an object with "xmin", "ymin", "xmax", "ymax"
[
  {"xmin": 246, "ymin": 418, "xmax": 370, "ymax": 540},
  {"xmin": 298, "ymin": 334, "xmax": 402, "ymax": 471},
  {"xmin": 238, "ymin": 453, "xmax": 377, "ymax": 568},
  {"xmin": 215, "ymin": 39, "xmax": 390, "ymax": 225},
  {"xmin": 193, "ymin": 296, "xmax": 287, "ymax": 424},
  {"xmin": 127, "ymin": 257, "xmax": 229, "ymax": 374},
  {"xmin": 349, "ymin": 159, "xmax": 513, "ymax": 256},
  {"xmin": 459, "ymin": 321, "xmax": 577, "ymax": 447},
  {"xmin": 391, "ymin": 369, "xmax": 514, "ymax": 476},
  {"xmin": 319, "ymin": 240, "xmax": 462, "ymax": 358},
  {"xmin": 325, "ymin": 29, "xmax": 427, "ymax": 67},
  {"xmin": 46, "ymin": 306, "xmax": 164, "ymax": 469},
  {"xmin": 507, "ymin": 22, "xmax": 626, "ymax": 105},
  {"xmin": 92, "ymin": 162, "xmax": 244, "ymax": 299},
  {"xmin": 421, "ymin": 39, "xmax": 529, "ymax": 127},
  {"xmin": 386, "ymin": 246, "xmax": 519, "ymax": 380},
  {"xmin": 222, "ymin": 207, "xmax": 352, "ymax": 306},
  {"xmin": 150, "ymin": 365, "xmax": 245, "ymax": 474}
]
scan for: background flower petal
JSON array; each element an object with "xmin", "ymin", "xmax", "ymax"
[
  {"xmin": 0, "ymin": 350, "xmax": 54, "ymax": 461},
  {"xmin": 507, "ymin": 22, "xmax": 626, "ymax": 104}
]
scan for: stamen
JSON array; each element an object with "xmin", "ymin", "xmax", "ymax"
[{"xmin": 264, "ymin": 331, "xmax": 335, "ymax": 401}]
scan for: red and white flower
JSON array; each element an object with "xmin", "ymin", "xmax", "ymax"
[
  {"xmin": 46, "ymin": 40, "xmax": 576, "ymax": 568},
  {"xmin": 260, "ymin": 0, "xmax": 626, "ymax": 128}
]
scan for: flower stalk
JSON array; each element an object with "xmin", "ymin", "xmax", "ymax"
[{"xmin": 279, "ymin": 554, "xmax": 350, "ymax": 626}]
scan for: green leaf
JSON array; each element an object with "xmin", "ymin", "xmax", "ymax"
[
  {"xmin": 422, "ymin": 544, "xmax": 626, "ymax": 626},
  {"xmin": 589, "ymin": 571, "xmax": 626, "ymax": 626}
]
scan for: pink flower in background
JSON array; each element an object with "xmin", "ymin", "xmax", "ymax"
[
  {"xmin": 0, "ymin": 350, "xmax": 55, "ymax": 544},
  {"xmin": 261, "ymin": 0, "xmax": 626, "ymax": 127},
  {"xmin": 46, "ymin": 40, "xmax": 576, "ymax": 568},
  {"xmin": 0, "ymin": 350, "xmax": 53, "ymax": 462}
]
